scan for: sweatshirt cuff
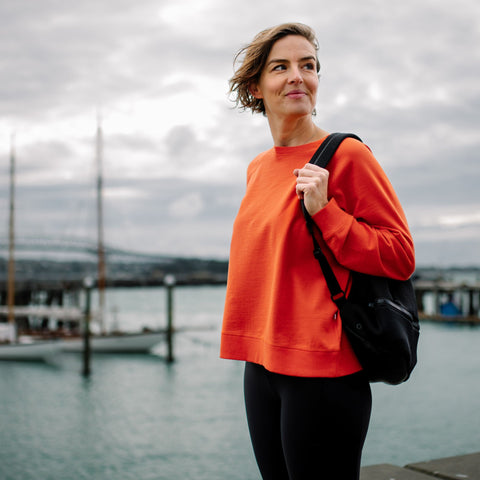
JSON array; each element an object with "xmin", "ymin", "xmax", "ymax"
[{"xmin": 311, "ymin": 197, "xmax": 353, "ymax": 241}]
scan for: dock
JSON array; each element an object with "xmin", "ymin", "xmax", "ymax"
[
  {"xmin": 361, "ymin": 451, "xmax": 480, "ymax": 479},
  {"xmin": 415, "ymin": 278, "xmax": 480, "ymax": 325}
]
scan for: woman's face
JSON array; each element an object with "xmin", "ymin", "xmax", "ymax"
[{"xmin": 251, "ymin": 35, "xmax": 319, "ymax": 119}]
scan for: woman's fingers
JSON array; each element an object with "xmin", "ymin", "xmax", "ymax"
[{"xmin": 293, "ymin": 164, "xmax": 329, "ymax": 214}]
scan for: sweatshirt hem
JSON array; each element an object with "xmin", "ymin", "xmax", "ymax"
[{"xmin": 220, "ymin": 333, "xmax": 362, "ymax": 378}]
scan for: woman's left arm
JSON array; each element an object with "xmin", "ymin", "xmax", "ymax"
[{"xmin": 311, "ymin": 140, "xmax": 415, "ymax": 280}]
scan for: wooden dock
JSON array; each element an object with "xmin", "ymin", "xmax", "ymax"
[
  {"xmin": 361, "ymin": 451, "xmax": 480, "ymax": 479},
  {"xmin": 415, "ymin": 279, "xmax": 480, "ymax": 324}
]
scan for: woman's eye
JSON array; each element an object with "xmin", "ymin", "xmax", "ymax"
[
  {"xmin": 303, "ymin": 62, "xmax": 315, "ymax": 70},
  {"xmin": 272, "ymin": 64, "xmax": 286, "ymax": 71}
]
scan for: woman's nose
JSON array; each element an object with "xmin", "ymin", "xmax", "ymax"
[{"xmin": 288, "ymin": 66, "xmax": 303, "ymax": 84}]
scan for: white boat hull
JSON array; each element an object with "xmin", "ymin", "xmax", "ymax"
[
  {"xmin": 60, "ymin": 331, "xmax": 165, "ymax": 353},
  {"xmin": 0, "ymin": 341, "xmax": 62, "ymax": 362}
]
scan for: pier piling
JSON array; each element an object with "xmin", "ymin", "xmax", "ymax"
[
  {"xmin": 82, "ymin": 278, "xmax": 93, "ymax": 377},
  {"xmin": 164, "ymin": 275, "xmax": 176, "ymax": 363}
]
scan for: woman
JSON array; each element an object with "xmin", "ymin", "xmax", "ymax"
[{"xmin": 220, "ymin": 23, "xmax": 415, "ymax": 479}]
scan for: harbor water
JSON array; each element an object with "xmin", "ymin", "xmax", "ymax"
[{"xmin": 1, "ymin": 285, "xmax": 479, "ymax": 480}]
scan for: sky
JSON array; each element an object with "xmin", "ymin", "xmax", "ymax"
[{"xmin": 0, "ymin": 0, "xmax": 479, "ymax": 267}]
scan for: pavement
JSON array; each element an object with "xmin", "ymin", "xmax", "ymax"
[{"xmin": 361, "ymin": 451, "xmax": 480, "ymax": 480}]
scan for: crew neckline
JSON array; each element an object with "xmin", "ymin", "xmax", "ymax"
[{"xmin": 274, "ymin": 135, "xmax": 328, "ymax": 155}]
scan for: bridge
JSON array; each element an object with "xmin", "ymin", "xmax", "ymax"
[
  {"xmin": 0, "ymin": 235, "xmax": 229, "ymax": 291},
  {"xmin": 0, "ymin": 236, "xmax": 174, "ymax": 263}
]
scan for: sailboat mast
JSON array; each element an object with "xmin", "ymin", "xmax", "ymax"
[
  {"xmin": 96, "ymin": 118, "xmax": 106, "ymax": 334},
  {"xmin": 7, "ymin": 135, "xmax": 15, "ymax": 326}
]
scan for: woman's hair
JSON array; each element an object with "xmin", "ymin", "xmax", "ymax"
[{"xmin": 229, "ymin": 23, "xmax": 320, "ymax": 115}]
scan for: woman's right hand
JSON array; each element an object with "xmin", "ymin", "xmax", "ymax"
[{"xmin": 293, "ymin": 163, "xmax": 329, "ymax": 216}]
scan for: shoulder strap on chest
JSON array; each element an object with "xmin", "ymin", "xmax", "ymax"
[
  {"xmin": 301, "ymin": 132, "xmax": 362, "ymax": 305},
  {"xmin": 309, "ymin": 132, "xmax": 362, "ymax": 168}
]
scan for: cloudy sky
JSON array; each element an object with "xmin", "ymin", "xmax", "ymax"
[{"xmin": 0, "ymin": 0, "xmax": 479, "ymax": 267}]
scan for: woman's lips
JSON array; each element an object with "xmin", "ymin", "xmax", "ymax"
[{"xmin": 286, "ymin": 90, "xmax": 306, "ymax": 99}]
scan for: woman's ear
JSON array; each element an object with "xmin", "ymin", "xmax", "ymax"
[{"xmin": 249, "ymin": 83, "xmax": 262, "ymax": 99}]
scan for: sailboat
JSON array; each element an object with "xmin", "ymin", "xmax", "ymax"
[
  {"xmin": 1, "ymin": 125, "xmax": 165, "ymax": 359},
  {"xmin": 59, "ymin": 118, "xmax": 166, "ymax": 354},
  {"xmin": 0, "ymin": 136, "xmax": 63, "ymax": 362}
]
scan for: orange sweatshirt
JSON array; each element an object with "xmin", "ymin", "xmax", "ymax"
[{"xmin": 220, "ymin": 136, "xmax": 415, "ymax": 377}]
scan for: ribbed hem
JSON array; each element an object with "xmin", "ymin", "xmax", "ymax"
[{"xmin": 220, "ymin": 332, "xmax": 362, "ymax": 378}]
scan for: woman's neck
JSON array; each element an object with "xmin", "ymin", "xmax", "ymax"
[{"xmin": 267, "ymin": 115, "xmax": 328, "ymax": 147}]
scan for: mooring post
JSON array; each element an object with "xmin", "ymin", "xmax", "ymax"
[
  {"xmin": 164, "ymin": 274, "xmax": 176, "ymax": 363},
  {"xmin": 82, "ymin": 277, "xmax": 93, "ymax": 377}
]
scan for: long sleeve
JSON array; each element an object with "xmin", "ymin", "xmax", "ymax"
[{"xmin": 312, "ymin": 138, "xmax": 415, "ymax": 280}]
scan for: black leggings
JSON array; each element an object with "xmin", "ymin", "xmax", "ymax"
[{"xmin": 244, "ymin": 362, "xmax": 372, "ymax": 480}]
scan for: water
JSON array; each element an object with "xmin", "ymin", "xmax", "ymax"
[{"xmin": 1, "ymin": 286, "xmax": 479, "ymax": 479}]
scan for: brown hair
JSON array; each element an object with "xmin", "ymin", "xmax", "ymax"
[{"xmin": 229, "ymin": 23, "xmax": 320, "ymax": 115}]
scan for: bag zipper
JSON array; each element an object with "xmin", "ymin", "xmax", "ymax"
[{"xmin": 371, "ymin": 298, "xmax": 413, "ymax": 320}]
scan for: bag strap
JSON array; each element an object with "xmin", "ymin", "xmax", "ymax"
[
  {"xmin": 308, "ymin": 132, "xmax": 362, "ymax": 168},
  {"xmin": 301, "ymin": 133, "xmax": 362, "ymax": 308}
]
